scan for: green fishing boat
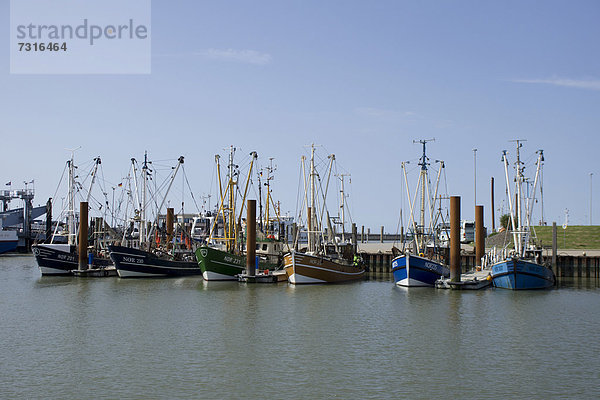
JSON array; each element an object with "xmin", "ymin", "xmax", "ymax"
[{"xmin": 195, "ymin": 245, "xmax": 245, "ymax": 280}]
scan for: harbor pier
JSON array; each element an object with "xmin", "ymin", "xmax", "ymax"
[{"xmin": 359, "ymin": 248, "xmax": 600, "ymax": 279}]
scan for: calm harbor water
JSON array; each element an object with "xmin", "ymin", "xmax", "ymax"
[{"xmin": 2, "ymin": 255, "xmax": 600, "ymax": 399}]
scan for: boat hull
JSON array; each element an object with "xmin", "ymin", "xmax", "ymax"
[
  {"xmin": 283, "ymin": 251, "xmax": 365, "ymax": 284},
  {"xmin": 109, "ymin": 245, "xmax": 200, "ymax": 278},
  {"xmin": 32, "ymin": 243, "xmax": 112, "ymax": 275},
  {"xmin": 392, "ymin": 254, "xmax": 450, "ymax": 287},
  {"xmin": 0, "ymin": 231, "xmax": 18, "ymax": 254},
  {"xmin": 195, "ymin": 246, "xmax": 246, "ymax": 281},
  {"xmin": 491, "ymin": 258, "xmax": 555, "ymax": 290}
]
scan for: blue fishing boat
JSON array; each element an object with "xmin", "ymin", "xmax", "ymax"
[
  {"xmin": 393, "ymin": 139, "xmax": 450, "ymax": 287},
  {"xmin": 491, "ymin": 257, "xmax": 555, "ymax": 289},
  {"xmin": 392, "ymin": 253, "xmax": 449, "ymax": 287},
  {"xmin": 490, "ymin": 141, "xmax": 555, "ymax": 290}
]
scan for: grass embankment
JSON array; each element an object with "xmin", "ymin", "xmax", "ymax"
[
  {"xmin": 488, "ymin": 225, "xmax": 600, "ymax": 249},
  {"xmin": 533, "ymin": 225, "xmax": 600, "ymax": 249}
]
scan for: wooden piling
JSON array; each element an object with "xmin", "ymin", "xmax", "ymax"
[
  {"xmin": 450, "ymin": 196, "xmax": 461, "ymax": 282},
  {"xmin": 166, "ymin": 208, "xmax": 174, "ymax": 250},
  {"xmin": 380, "ymin": 226, "xmax": 384, "ymax": 243},
  {"xmin": 246, "ymin": 200, "xmax": 256, "ymax": 276},
  {"xmin": 361, "ymin": 225, "xmax": 364, "ymax": 243},
  {"xmin": 45, "ymin": 198, "xmax": 52, "ymax": 244},
  {"xmin": 78, "ymin": 202, "xmax": 88, "ymax": 271},
  {"xmin": 475, "ymin": 205, "xmax": 484, "ymax": 267}
]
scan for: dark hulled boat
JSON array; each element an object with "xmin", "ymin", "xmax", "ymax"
[{"xmin": 109, "ymin": 245, "xmax": 200, "ymax": 278}]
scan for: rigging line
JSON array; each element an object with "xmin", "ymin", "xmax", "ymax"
[
  {"xmin": 51, "ymin": 161, "xmax": 69, "ymax": 206},
  {"xmin": 182, "ymin": 166, "xmax": 201, "ymax": 213},
  {"xmin": 295, "ymin": 159, "xmax": 303, "ymax": 224}
]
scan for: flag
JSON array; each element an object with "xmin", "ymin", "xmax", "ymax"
[
  {"xmin": 118, "ymin": 182, "xmax": 123, "ymax": 187},
  {"xmin": 5, "ymin": 181, "xmax": 10, "ymax": 186}
]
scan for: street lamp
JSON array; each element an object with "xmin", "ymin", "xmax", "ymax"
[
  {"xmin": 473, "ymin": 148, "xmax": 477, "ymax": 207},
  {"xmin": 591, "ymin": 173, "xmax": 594, "ymax": 225}
]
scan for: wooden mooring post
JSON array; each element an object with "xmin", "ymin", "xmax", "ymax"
[
  {"xmin": 78, "ymin": 202, "xmax": 88, "ymax": 271},
  {"xmin": 475, "ymin": 205, "xmax": 484, "ymax": 267},
  {"xmin": 246, "ymin": 200, "xmax": 256, "ymax": 276},
  {"xmin": 450, "ymin": 196, "xmax": 461, "ymax": 282}
]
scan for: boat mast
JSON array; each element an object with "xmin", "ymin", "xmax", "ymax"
[
  {"xmin": 414, "ymin": 139, "xmax": 434, "ymax": 253},
  {"xmin": 402, "ymin": 161, "xmax": 419, "ymax": 252},
  {"xmin": 524, "ymin": 150, "xmax": 544, "ymax": 248},
  {"xmin": 86, "ymin": 157, "xmax": 101, "ymax": 203},
  {"xmin": 265, "ymin": 158, "xmax": 275, "ymax": 235},
  {"xmin": 67, "ymin": 151, "xmax": 76, "ymax": 245},
  {"xmin": 301, "ymin": 155, "xmax": 310, "ymax": 251},
  {"xmin": 429, "ymin": 161, "xmax": 444, "ymax": 234},
  {"xmin": 207, "ymin": 154, "xmax": 226, "ymax": 243},
  {"xmin": 339, "ymin": 173, "xmax": 350, "ymax": 242},
  {"xmin": 227, "ymin": 146, "xmax": 236, "ymax": 253},
  {"xmin": 130, "ymin": 158, "xmax": 141, "ymax": 214},
  {"xmin": 140, "ymin": 151, "xmax": 149, "ymax": 249},
  {"xmin": 514, "ymin": 140, "xmax": 525, "ymax": 256},
  {"xmin": 257, "ymin": 169, "xmax": 263, "ymax": 232},
  {"xmin": 145, "ymin": 156, "xmax": 185, "ymax": 244},
  {"xmin": 237, "ymin": 151, "xmax": 258, "ymax": 252},
  {"xmin": 310, "ymin": 144, "xmax": 316, "ymax": 252},
  {"xmin": 502, "ymin": 150, "xmax": 518, "ymax": 253}
]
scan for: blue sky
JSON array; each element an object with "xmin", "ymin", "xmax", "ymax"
[{"xmin": 2, "ymin": 0, "xmax": 599, "ymax": 231}]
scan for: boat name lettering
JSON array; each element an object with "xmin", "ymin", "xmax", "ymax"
[
  {"xmin": 424, "ymin": 262, "xmax": 438, "ymax": 270},
  {"xmin": 123, "ymin": 256, "xmax": 143, "ymax": 264},
  {"xmin": 223, "ymin": 256, "xmax": 242, "ymax": 265}
]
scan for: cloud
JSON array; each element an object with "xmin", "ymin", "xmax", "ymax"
[
  {"xmin": 510, "ymin": 77, "xmax": 600, "ymax": 91},
  {"xmin": 197, "ymin": 48, "xmax": 272, "ymax": 65}
]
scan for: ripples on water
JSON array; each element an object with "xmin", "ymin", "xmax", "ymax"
[{"xmin": 1, "ymin": 255, "xmax": 599, "ymax": 399}]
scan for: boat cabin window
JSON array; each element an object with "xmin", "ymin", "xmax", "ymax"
[{"xmin": 262, "ymin": 244, "xmax": 268, "ymax": 251}]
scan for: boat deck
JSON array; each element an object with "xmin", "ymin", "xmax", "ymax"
[{"xmin": 435, "ymin": 269, "xmax": 492, "ymax": 290}]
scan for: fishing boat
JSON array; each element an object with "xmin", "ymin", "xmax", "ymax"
[
  {"xmin": 284, "ymin": 145, "xmax": 365, "ymax": 284},
  {"xmin": 32, "ymin": 154, "xmax": 114, "ymax": 275},
  {"xmin": 254, "ymin": 157, "xmax": 287, "ymax": 271},
  {"xmin": 392, "ymin": 139, "xmax": 450, "ymax": 287},
  {"xmin": 109, "ymin": 154, "xmax": 200, "ymax": 277},
  {"xmin": 108, "ymin": 244, "xmax": 199, "ymax": 277},
  {"xmin": 490, "ymin": 141, "xmax": 555, "ymax": 289},
  {"xmin": 195, "ymin": 147, "xmax": 258, "ymax": 280},
  {"xmin": 0, "ymin": 229, "xmax": 18, "ymax": 254}
]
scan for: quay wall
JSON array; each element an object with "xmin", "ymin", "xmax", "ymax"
[{"xmin": 360, "ymin": 251, "xmax": 600, "ymax": 279}]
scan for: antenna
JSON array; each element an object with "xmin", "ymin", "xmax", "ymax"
[{"xmin": 413, "ymin": 138, "xmax": 435, "ymax": 171}]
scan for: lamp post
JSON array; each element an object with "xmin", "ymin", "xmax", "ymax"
[
  {"xmin": 591, "ymin": 173, "xmax": 594, "ymax": 225},
  {"xmin": 473, "ymin": 148, "xmax": 477, "ymax": 207}
]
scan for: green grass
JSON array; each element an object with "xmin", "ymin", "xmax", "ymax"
[{"xmin": 532, "ymin": 225, "xmax": 600, "ymax": 249}]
